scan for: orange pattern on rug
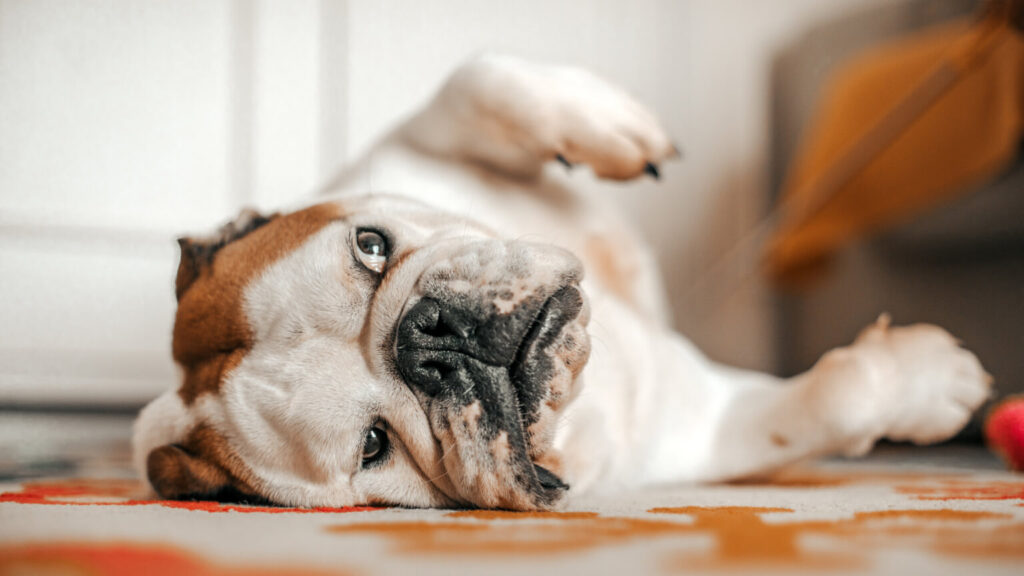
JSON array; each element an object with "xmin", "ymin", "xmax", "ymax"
[
  {"xmin": 653, "ymin": 507, "xmax": 1024, "ymax": 571},
  {"xmin": 2, "ymin": 463, "xmax": 1022, "ymax": 575},
  {"xmin": 894, "ymin": 479, "xmax": 1024, "ymax": 501},
  {"xmin": 321, "ymin": 505, "xmax": 1024, "ymax": 571}
]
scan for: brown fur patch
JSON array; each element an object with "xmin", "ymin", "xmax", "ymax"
[
  {"xmin": 178, "ymin": 350, "xmax": 246, "ymax": 406},
  {"xmin": 172, "ymin": 202, "xmax": 343, "ymax": 404},
  {"xmin": 175, "ymin": 209, "xmax": 277, "ymax": 301},
  {"xmin": 147, "ymin": 424, "xmax": 262, "ymax": 502},
  {"xmin": 147, "ymin": 444, "xmax": 230, "ymax": 500}
]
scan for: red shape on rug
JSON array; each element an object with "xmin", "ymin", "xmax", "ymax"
[
  {"xmin": 986, "ymin": 396, "xmax": 1024, "ymax": 472},
  {"xmin": 0, "ymin": 478, "xmax": 377, "ymax": 514},
  {"xmin": 0, "ymin": 542, "xmax": 346, "ymax": 576}
]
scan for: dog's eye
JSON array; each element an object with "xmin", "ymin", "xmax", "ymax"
[
  {"xmin": 355, "ymin": 229, "xmax": 388, "ymax": 273},
  {"xmin": 362, "ymin": 426, "xmax": 388, "ymax": 465}
]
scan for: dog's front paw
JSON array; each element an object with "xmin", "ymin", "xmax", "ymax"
[
  {"xmin": 853, "ymin": 315, "xmax": 992, "ymax": 445},
  {"xmin": 436, "ymin": 55, "xmax": 677, "ymax": 180},
  {"xmin": 540, "ymin": 67, "xmax": 678, "ymax": 181}
]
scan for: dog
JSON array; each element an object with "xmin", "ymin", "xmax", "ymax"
[{"xmin": 133, "ymin": 54, "xmax": 991, "ymax": 510}]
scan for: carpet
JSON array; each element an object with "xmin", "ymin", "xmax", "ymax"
[{"xmin": 1, "ymin": 440, "xmax": 1022, "ymax": 576}]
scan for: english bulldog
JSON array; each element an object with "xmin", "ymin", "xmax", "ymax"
[{"xmin": 133, "ymin": 55, "xmax": 991, "ymax": 510}]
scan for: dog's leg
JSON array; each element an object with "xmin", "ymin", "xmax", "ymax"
[
  {"xmin": 641, "ymin": 316, "xmax": 992, "ymax": 483},
  {"xmin": 398, "ymin": 54, "xmax": 677, "ymax": 180}
]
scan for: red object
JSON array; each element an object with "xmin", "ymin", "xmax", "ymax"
[{"xmin": 985, "ymin": 396, "xmax": 1024, "ymax": 472}]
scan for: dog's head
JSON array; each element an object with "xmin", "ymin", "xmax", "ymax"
[{"xmin": 133, "ymin": 195, "xmax": 591, "ymax": 510}]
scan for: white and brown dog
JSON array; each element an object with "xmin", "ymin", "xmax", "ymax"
[{"xmin": 133, "ymin": 55, "xmax": 991, "ymax": 510}]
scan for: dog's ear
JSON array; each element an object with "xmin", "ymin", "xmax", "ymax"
[
  {"xmin": 146, "ymin": 444, "xmax": 239, "ymax": 501},
  {"xmin": 175, "ymin": 208, "xmax": 277, "ymax": 300}
]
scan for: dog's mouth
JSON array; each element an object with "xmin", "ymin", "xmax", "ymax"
[
  {"xmin": 511, "ymin": 286, "xmax": 586, "ymax": 501},
  {"xmin": 508, "ymin": 286, "xmax": 583, "ymax": 432},
  {"xmin": 395, "ymin": 283, "xmax": 588, "ymax": 509}
]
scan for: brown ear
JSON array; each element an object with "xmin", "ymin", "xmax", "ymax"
[
  {"xmin": 146, "ymin": 444, "xmax": 239, "ymax": 501},
  {"xmin": 175, "ymin": 208, "xmax": 277, "ymax": 300}
]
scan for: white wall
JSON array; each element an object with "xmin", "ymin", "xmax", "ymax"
[
  {"xmin": 0, "ymin": 0, "xmax": 886, "ymax": 406},
  {"xmin": 668, "ymin": 0, "xmax": 890, "ymax": 367}
]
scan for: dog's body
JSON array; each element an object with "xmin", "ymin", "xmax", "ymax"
[{"xmin": 134, "ymin": 55, "xmax": 991, "ymax": 510}]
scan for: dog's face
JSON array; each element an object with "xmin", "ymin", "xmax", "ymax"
[{"xmin": 135, "ymin": 195, "xmax": 591, "ymax": 510}]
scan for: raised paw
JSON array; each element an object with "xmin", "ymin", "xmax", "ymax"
[
  {"xmin": 426, "ymin": 54, "xmax": 678, "ymax": 180},
  {"xmin": 540, "ymin": 66, "xmax": 678, "ymax": 180},
  {"xmin": 852, "ymin": 315, "xmax": 993, "ymax": 445}
]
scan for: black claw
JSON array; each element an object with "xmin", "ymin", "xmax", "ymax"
[
  {"xmin": 534, "ymin": 464, "xmax": 569, "ymax": 491},
  {"xmin": 644, "ymin": 162, "xmax": 660, "ymax": 180},
  {"xmin": 555, "ymin": 154, "xmax": 573, "ymax": 169}
]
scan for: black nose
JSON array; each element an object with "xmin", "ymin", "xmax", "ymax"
[
  {"xmin": 395, "ymin": 297, "xmax": 536, "ymax": 397},
  {"xmin": 397, "ymin": 299, "xmax": 477, "ymax": 398}
]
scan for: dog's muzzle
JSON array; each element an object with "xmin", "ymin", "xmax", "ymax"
[{"xmin": 395, "ymin": 275, "xmax": 585, "ymax": 508}]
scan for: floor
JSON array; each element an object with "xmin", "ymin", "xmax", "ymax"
[{"xmin": 1, "ymin": 411, "xmax": 1022, "ymax": 575}]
